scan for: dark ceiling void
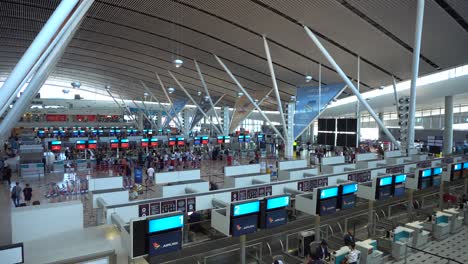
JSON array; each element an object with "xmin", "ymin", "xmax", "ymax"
[
  {"xmin": 433, "ymin": 0, "xmax": 468, "ymax": 33},
  {"xmin": 248, "ymin": 0, "xmax": 403, "ymax": 81},
  {"xmin": 336, "ymin": 0, "xmax": 441, "ymax": 70}
]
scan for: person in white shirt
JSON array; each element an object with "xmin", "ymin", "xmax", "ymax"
[
  {"xmin": 146, "ymin": 167, "xmax": 155, "ymax": 180},
  {"xmin": 346, "ymin": 243, "xmax": 359, "ymax": 264}
]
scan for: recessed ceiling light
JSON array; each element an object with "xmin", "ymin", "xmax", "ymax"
[{"xmin": 173, "ymin": 59, "xmax": 183, "ymax": 68}]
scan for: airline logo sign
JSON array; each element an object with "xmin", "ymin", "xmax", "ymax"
[
  {"xmin": 148, "ymin": 230, "xmax": 182, "ymax": 256},
  {"xmin": 231, "ymin": 214, "xmax": 257, "ymax": 237},
  {"xmin": 265, "ymin": 209, "xmax": 288, "ymax": 229}
]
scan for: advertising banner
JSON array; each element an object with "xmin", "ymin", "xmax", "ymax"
[
  {"xmin": 148, "ymin": 230, "xmax": 182, "ymax": 256},
  {"xmin": 231, "ymin": 214, "xmax": 258, "ymax": 237},
  {"xmin": 164, "ymin": 99, "xmax": 188, "ymax": 127},
  {"xmin": 265, "ymin": 209, "xmax": 288, "ymax": 229},
  {"xmin": 134, "ymin": 167, "xmax": 143, "ymax": 184},
  {"xmin": 294, "ymin": 83, "xmax": 346, "ymax": 139},
  {"xmin": 189, "ymin": 96, "xmax": 220, "ymax": 130},
  {"xmin": 229, "ymin": 91, "xmax": 271, "ymax": 132}
]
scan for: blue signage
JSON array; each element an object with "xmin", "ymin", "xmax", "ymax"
[
  {"xmin": 245, "ymin": 135, "xmax": 251, "ymax": 143},
  {"xmin": 231, "ymin": 214, "xmax": 258, "ymax": 236},
  {"xmin": 341, "ymin": 184, "xmax": 358, "ymax": 195},
  {"xmin": 341, "ymin": 195, "xmax": 356, "ymax": 209},
  {"xmin": 394, "ymin": 174, "xmax": 407, "ymax": 184},
  {"xmin": 88, "ymin": 140, "xmax": 97, "ymax": 144},
  {"xmin": 265, "ymin": 209, "xmax": 288, "ymax": 229},
  {"xmin": 148, "ymin": 214, "xmax": 184, "ymax": 233},
  {"xmin": 422, "ymin": 169, "xmax": 432, "ymax": 178},
  {"xmin": 266, "ymin": 196, "xmax": 290, "ymax": 211},
  {"xmin": 134, "ymin": 167, "xmax": 143, "ymax": 184},
  {"xmin": 148, "ymin": 230, "xmax": 182, "ymax": 256},
  {"xmin": 319, "ymin": 198, "xmax": 337, "ymax": 215},
  {"xmin": 76, "ymin": 140, "xmax": 86, "ymax": 145},
  {"xmin": 394, "ymin": 186, "xmax": 406, "ymax": 197},
  {"xmin": 232, "ymin": 201, "xmax": 260, "ymax": 217},
  {"xmin": 379, "ymin": 177, "xmax": 393, "ymax": 186},
  {"xmin": 433, "ymin": 167, "xmax": 442, "ymax": 175},
  {"xmin": 51, "ymin": 141, "xmax": 61, "ymax": 145},
  {"xmin": 319, "ymin": 187, "xmax": 338, "ymax": 200},
  {"xmin": 454, "ymin": 164, "xmax": 462, "ymax": 171},
  {"xmin": 464, "ymin": 162, "xmax": 468, "ymax": 169},
  {"xmin": 378, "ymin": 186, "xmax": 392, "ymax": 199}
]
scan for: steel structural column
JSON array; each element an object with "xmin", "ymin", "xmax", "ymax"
[
  {"xmin": 392, "ymin": 76, "xmax": 400, "ymax": 116},
  {"xmin": 0, "ymin": 0, "xmax": 93, "ymax": 139},
  {"xmin": 154, "ymin": 73, "xmax": 185, "ymax": 131},
  {"xmin": 356, "ymin": 56, "xmax": 361, "ymax": 148},
  {"xmin": 184, "ymin": 109, "xmax": 192, "ymax": 135},
  {"xmin": 407, "ymin": 0, "xmax": 425, "ymax": 150},
  {"xmin": 378, "ymin": 112, "xmax": 384, "ymax": 141},
  {"xmin": 168, "ymin": 71, "xmax": 222, "ymax": 134},
  {"xmin": 214, "ymin": 55, "xmax": 286, "ymax": 142},
  {"xmin": 223, "ymin": 106, "xmax": 230, "ymax": 136},
  {"xmin": 0, "ymin": 0, "xmax": 79, "ymax": 117},
  {"xmin": 194, "ymin": 60, "xmax": 223, "ymax": 133},
  {"xmin": 285, "ymin": 102, "xmax": 295, "ymax": 159},
  {"xmin": 140, "ymin": 81, "xmax": 177, "ymax": 128},
  {"xmin": 303, "ymin": 26, "xmax": 400, "ymax": 148},
  {"xmin": 263, "ymin": 37, "xmax": 287, "ymax": 141},
  {"xmin": 443, "ymin": 96, "xmax": 453, "ymax": 155}
]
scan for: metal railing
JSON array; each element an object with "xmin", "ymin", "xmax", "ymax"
[{"xmin": 404, "ymin": 244, "xmax": 464, "ymax": 264}]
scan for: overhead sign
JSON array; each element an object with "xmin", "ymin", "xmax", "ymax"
[
  {"xmin": 294, "ymin": 83, "xmax": 346, "ymax": 139},
  {"xmin": 266, "ymin": 196, "xmax": 290, "ymax": 210},
  {"xmin": 232, "ymin": 201, "xmax": 260, "ymax": 217},
  {"xmin": 229, "ymin": 91, "xmax": 270, "ymax": 132}
]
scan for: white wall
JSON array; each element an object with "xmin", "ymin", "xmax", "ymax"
[{"xmin": 11, "ymin": 200, "xmax": 83, "ymax": 243}]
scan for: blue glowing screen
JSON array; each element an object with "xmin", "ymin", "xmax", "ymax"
[
  {"xmin": 394, "ymin": 174, "xmax": 407, "ymax": 184},
  {"xmin": 453, "ymin": 164, "xmax": 462, "ymax": 171},
  {"xmin": 433, "ymin": 167, "xmax": 442, "ymax": 175},
  {"xmin": 379, "ymin": 177, "xmax": 393, "ymax": 186},
  {"xmin": 319, "ymin": 187, "xmax": 338, "ymax": 200},
  {"xmin": 232, "ymin": 201, "xmax": 260, "ymax": 217},
  {"xmin": 266, "ymin": 196, "xmax": 290, "ymax": 210},
  {"xmin": 342, "ymin": 184, "xmax": 358, "ymax": 195},
  {"xmin": 148, "ymin": 214, "xmax": 184, "ymax": 233},
  {"xmin": 422, "ymin": 169, "xmax": 432, "ymax": 178}
]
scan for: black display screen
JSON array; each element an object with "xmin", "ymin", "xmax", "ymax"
[
  {"xmin": 337, "ymin": 118, "xmax": 357, "ymax": 132},
  {"xmin": 132, "ymin": 220, "xmax": 148, "ymax": 258}
]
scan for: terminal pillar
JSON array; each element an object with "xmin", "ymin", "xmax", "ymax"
[
  {"xmin": 314, "ymin": 215, "xmax": 321, "ymax": 242},
  {"xmin": 138, "ymin": 112, "xmax": 144, "ymax": 130},
  {"xmin": 443, "ymin": 96, "xmax": 453, "ymax": 156},
  {"xmin": 184, "ymin": 109, "xmax": 192, "ymax": 135},
  {"xmin": 377, "ymin": 112, "xmax": 384, "ymax": 141},
  {"xmin": 368, "ymin": 200, "xmax": 374, "ymax": 235},
  {"xmin": 240, "ymin": 235, "xmax": 246, "ymax": 264},
  {"xmin": 158, "ymin": 110, "xmax": 164, "ymax": 128},
  {"xmin": 285, "ymin": 102, "xmax": 295, "ymax": 159},
  {"xmin": 223, "ymin": 106, "xmax": 230, "ymax": 135}
]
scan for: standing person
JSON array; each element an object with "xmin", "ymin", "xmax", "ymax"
[
  {"xmin": 344, "ymin": 229, "xmax": 355, "ymax": 246},
  {"xmin": 345, "ymin": 243, "xmax": 359, "ymax": 264},
  {"xmin": 146, "ymin": 166, "xmax": 155, "ymax": 181},
  {"xmin": 314, "ymin": 240, "xmax": 330, "ymax": 261},
  {"xmin": 11, "ymin": 182, "xmax": 22, "ymax": 207},
  {"xmin": 23, "ymin": 184, "xmax": 33, "ymax": 205},
  {"xmin": 4, "ymin": 164, "xmax": 12, "ymax": 186}
]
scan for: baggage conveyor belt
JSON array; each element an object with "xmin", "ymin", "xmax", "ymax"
[{"xmin": 151, "ymin": 185, "xmax": 459, "ymax": 264}]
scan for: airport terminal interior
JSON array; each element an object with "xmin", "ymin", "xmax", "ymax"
[{"xmin": 1, "ymin": 0, "xmax": 468, "ymax": 263}]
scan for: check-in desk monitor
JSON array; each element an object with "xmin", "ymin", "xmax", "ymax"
[
  {"xmin": 230, "ymin": 200, "xmax": 260, "ymax": 236},
  {"xmin": 393, "ymin": 174, "xmax": 407, "ymax": 197},
  {"xmin": 338, "ymin": 183, "xmax": 358, "ymax": 209},
  {"xmin": 432, "ymin": 167, "xmax": 442, "ymax": 187}
]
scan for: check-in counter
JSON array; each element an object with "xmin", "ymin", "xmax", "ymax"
[
  {"xmin": 322, "ymin": 163, "xmax": 355, "ymax": 174},
  {"xmin": 356, "ymin": 159, "xmax": 387, "ymax": 169},
  {"xmin": 386, "ymin": 156, "xmax": 413, "ymax": 165},
  {"xmin": 224, "ymin": 173, "xmax": 270, "ymax": 188},
  {"xmin": 154, "ymin": 169, "xmax": 201, "ymax": 184},
  {"xmin": 155, "ymin": 180, "xmax": 209, "ymax": 197},
  {"xmin": 278, "ymin": 167, "xmax": 319, "ymax": 181}
]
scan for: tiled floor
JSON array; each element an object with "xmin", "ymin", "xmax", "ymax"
[{"xmin": 388, "ymin": 226, "xmax": 468, "ymax": 264}]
